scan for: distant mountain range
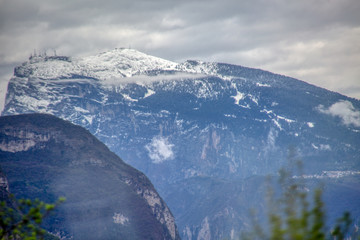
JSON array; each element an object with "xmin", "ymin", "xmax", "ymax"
[
  {"xmin": 2, "ymin": 48, "xmax": 360, "ymax": 239},
  {"xmin": 0, "ymin": 113, "xmax": 179, "ymax": 240}
]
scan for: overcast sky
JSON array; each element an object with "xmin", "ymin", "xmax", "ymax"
[{"xmin": 0, "ymin": 0, "xmax": 359, "ymax": 110}]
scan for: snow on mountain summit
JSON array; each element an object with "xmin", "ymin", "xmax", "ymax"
[
  {"xmin": 15, "ymin": 48, "xmax": 178, "ymax": 81},
  {"xmin": 14, "ymin": 48, "xmax": 244, "ymax": 85},
  {"xmin": 78, "ymin": 48, "xmax": 178, "ymax": 79}
]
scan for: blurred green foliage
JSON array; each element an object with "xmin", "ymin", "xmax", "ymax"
[
  {"xmin": 0, "ymin": 196, "xmax": 65, "ymax": 240},
  {"xmin": 242, "ymin": 148, "xmax": 359, "ymax": 240}
]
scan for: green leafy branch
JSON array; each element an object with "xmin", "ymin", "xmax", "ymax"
[
  {"xmin": 242, "ymin": 147, "xmax": 359, "ymax": 240},
  {"xmin": 0, "ymin": 196, "xmax": 65, "ymax": 240}
]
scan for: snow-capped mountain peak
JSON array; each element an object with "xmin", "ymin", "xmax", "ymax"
[
  {"xmin": 78, "ymin": 48, "xmax": 178, "ymax": 79},
  {"xmin": 15, "ymin": 48, "xmax": 178, "ymax": 81}
]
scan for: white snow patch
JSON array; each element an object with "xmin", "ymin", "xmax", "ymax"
[
  {"xmin": 277, "ymin": 115, "xmax": 295, "ymax": 123},
  {"xmin": 224, "ymin": 114, "xmax": 237, "ymax": 118},
  {"xmin": 231, "ymin": 91, "xmax": 245, "ymax": 105},
  {"xmin": 312, "ymin": 143, "xmax": 319, "ymax": 149},
  {"xmin": 272, "ymin": 119, "xmax": 283, "ymax": 130},
  {"xmin": 122, "ymin": 93, "xmax": 138, "ymax": 102},
  {"xmin": 312, "ymin": 143, "xmax": 330, "ymax": 151},
  {"xmin": 249, "ymin": 94, "xmax": 259, "ymax": 105},
  {"xmin": 79, "ymin": 48, "xmax": 178, "ymax": 79},
  {"xmin": 261, "ymin": 109, "xmax": 273, "ymax": 115},
  {"xmin": 239, "ymin": 104, "xmax": 251, "ymax": 109},
  {"xmin": 307, "ymin": 122, "xmax": 315, "ymax": 128},
  {"xmin": 294, "ymin": 171, "xmax": 360, "ymax": 179},
  {"xmin": 83, "ymin": 115, "xmax": 94, "ymax": 125},
  {"xmin": 146, "ymin": 136, "xmax": 175, "ymax": 163},
  {"xmin": 144, "ymin": 88, "xmax": 155, "ymax": 98},
  {"xmin": 21, "ymin": 49, "xmax": 199, "ymax": 84},
  {"xmin": 113, "ymin": 213, "xmax": 129, "ymax": 225},
  {"xmin": 74, "ymin": 106, "xmax": 89, "ymax": 113},
  {"xmin": 256, "ymin": 82, "xmax": 271, "ymax": 87},
  {"xmin": 317, "ymin": 100, "xmax": 360, "ymax": 127}
]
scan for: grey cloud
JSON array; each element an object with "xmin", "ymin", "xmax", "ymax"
[
  {"xmin": 0, "ymin": 63, "xmax": 15, "ymax": 111},
  {"xmin": 0, "ymin": 0, "xmax": 359, "ymax": 102}
]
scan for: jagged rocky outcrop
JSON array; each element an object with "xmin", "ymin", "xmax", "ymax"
[
  {"xmin": 0, "ymin": 169, "xmax": 11, "ymax": 204},
  {"xmin": 0, "ymin": 113, "xmax": 180, "ymax": 240},
  {"xmin": 2, "ymin": 48, "xmax": 360, "ymax": 239}
]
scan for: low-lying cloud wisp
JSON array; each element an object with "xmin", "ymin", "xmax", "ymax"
[
  {"xmin": 102, "ymin": 72, "xmax": 207, "ymax": 86},
  {"xmin": 145, "ymin": 135, "xmax": 175, "ymax": 164},
  {"xmin": 317, "ymin": 100, "xmax": 360, "ymax": 127}
]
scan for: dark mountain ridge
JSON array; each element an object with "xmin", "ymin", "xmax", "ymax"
[{"xmin": 0, "ymin": 113, "xmax": 180, "ymax": 240}]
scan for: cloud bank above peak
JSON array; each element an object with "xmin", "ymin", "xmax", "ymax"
[{"xmin": 0, "ymin": 0, "xmax": 359, "ymax": 106}]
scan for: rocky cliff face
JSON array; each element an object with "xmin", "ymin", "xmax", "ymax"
[
  {"xmin": 2, "ymin": 49, "xmax": 360, "ymax": 239},
  {"xmin": 0, "ymin": 169, "xmax": 10, "ymax": 201},
  {"xmin": 0, "ymin": 113, "xmax": 180, "ymax": 240}
]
